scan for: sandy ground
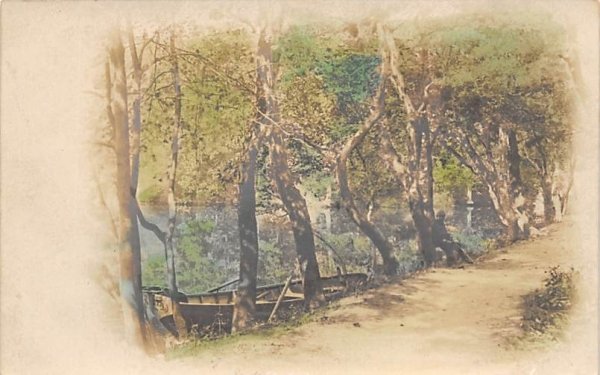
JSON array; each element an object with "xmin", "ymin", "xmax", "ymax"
[{"xmin": 172, "ymin": 221, "xmax": 598, "ymax": 375}]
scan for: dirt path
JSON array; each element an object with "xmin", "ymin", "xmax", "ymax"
[{"xmin": 176, "ymin": 222, "xmax": 594, "ymax": 374}]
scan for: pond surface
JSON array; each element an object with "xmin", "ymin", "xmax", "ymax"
[{"xmin": 139, "ymin": 191, "xmax": 504, "ymax": 292}]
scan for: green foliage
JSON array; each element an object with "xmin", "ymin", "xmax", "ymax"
[
  {"xmin": 142, "ymin": 255, "xmax": 168, "ymax": 288},
  {"xmin": 301, "ymin": 171, "xmax": 333, "ymax": 199},
  {"xmin": 319, "ymin": 233, "xmax": 371, "ymax": 272},
  {"xmin": 521, "ymin": 266, "xmax": 576, "ymax": 336},
  {"xmin": 452, "ymin": 231, "xmax": 486, "ymax": 256},
  {"xmin": 394, "ymin": 241, "xmax": 423, "ymax": 275},
  {"xmin": 278, "ymin": 25, "xmax": 381, "ymax": 140},
  {"xmin": 275, "ymin": 26, "xmax": 332, "ymax": 81},
  {"xmin": 175, "ymin": 218, "xmax": 221, "ymax": 293},
  {"xmin": 257, "ymin": 240, "xmax": 288, "ymax": 285},
  {"xmin": 140, "ymin": 29, "xmax": 255, "ymax": 206},
  {"xmin": 433, "ymin": 153, "xmax": 476, "ymax": 199},
  {"xmin": 316, "ymin": 54, "xmax": 381, "ymax": 123}
]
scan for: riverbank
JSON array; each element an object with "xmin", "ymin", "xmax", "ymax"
[{"xmin": 166, "ymin": 220, "xmax": 597, "ymax": 374}]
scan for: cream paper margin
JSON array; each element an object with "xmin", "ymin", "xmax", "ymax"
[{"xmin": 0, "ymin": 1, "xmax": 597, "ymax": 374}]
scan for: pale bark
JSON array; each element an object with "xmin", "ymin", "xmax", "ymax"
[
  {"xmin": 379, "ymin": 25, "xmax": 437, "ymax": 265},
  {"xmin": 257, "ymin": 28, "xmax": 325, "ymax": 309},
  {"xmin": 442, "ymin": 123, "xmax": 529, "ymax": 243},
  {"xmin": 166, "ymin": 33, "xmax": 181, "ymax": 296},
  {"xmin": 334, "ymin": 69, "xmax": 398, "ymax": 275},
  {"xmin": 106, "ymin": 29, "xmax": 146, "ymax": 348},
  {"xmin": 378, "ymin": 124, "xmax": 437, "ymax": 266},
  {"xmin": 159, "ymin": 34, "xmax": 187, "ymax": 337}
]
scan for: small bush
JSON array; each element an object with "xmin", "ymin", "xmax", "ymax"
[
  {"xmin": 453, "ymin": 231, "xmax": 486, "ymax": 256},
  {"xmin": 521, "ymin": 266, "xmax": 576, "ymax": 335}
]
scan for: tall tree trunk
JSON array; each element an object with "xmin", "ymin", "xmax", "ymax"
[
  {"xmin": 126, "ymin": 30, "xmax": 145, "ymax": 306},
  {"xmin": 410, "ymin": 203, "xmax": 436, "ymax": 266},
  {"xmin": 269, "ymin": 127, "xmax": 326, "ymax": 309},
  {"xmin": 500, "ymin": 125, "xmax": 529, "ymax": 240},
  {"xmin": 378, "ymin": 124, "xmax": 437, "ymax": 266},
  {"xmin": 256, "ymin": 28, "xmax": 325, "ymax": 309},
  {"xmin": 331, "ymin": 29, "xmax": 399, "ymax": 275},
  {"xmin": 413, "ymin": 116, "xmax": 436, "ymax": 266},
  {"xmin": 128, "ymin": 27, "xmax": 143, "ymax": 194},
  {"xmin": 379, "ymin": 25, "xmax": 437, "ymax": 266},
  {"xmin": 541, "ymin": 173, "xmax": 555, "ymax": 225},
  {"xmin": 442, "ymin": 120, "xmax": 529, "ymax": 243},
  {"xmin": 558, "ymin": 156, "xmax": 575, "ymax": 218},
  {"xmin": 336, "ymin": 158, "xmax": 398, "ymax": 275},
  {"xmin": 232, "ymin": 124, "xmax": 264, "ymax": 331},
  {"xmin": 166, "ymin": 34, "xmax": 181, "ymax": 296},
  {"xmin": 164, "ymin": 34, "xmax": 187, "ymax": 337},
  {"xmin": 507, "ymin": 129, "xmax": 522, "ymax": 192},
  {"xmin": 106, "ymin": 29, "xmax": 146, "ymax": 348}
]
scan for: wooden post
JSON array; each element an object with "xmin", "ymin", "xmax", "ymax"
[{"xmin": 268, "ymin": 273, "xmax": 294, "ymax": 323}]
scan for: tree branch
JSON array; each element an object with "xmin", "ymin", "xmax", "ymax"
[
  {"xmin": 377, "ymin": 123, "xmax": 410, "ymax": 191},
  {"xmin": 132, "ymin": 195, "xmax": 167, "ymax": 244}
]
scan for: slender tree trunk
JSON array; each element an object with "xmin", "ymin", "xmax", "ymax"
[
  {"xmin": 414, "ymin": 121, "xmax": 436, "ymax": 266},
  {"xmin": 336, "ymin": 156, "xmax": 398, "ymax": 275},
  {"xmin": 232, "ymin": 124, "xmax": 264, "ymax": 331},
  {"xmin": 126, "ymin": 31, "xmax": 144, "ymax": 309},
  {"xmin": 324, "ymin": 185, "xmax": 332, "ymax": 232},
  {"xmin": 485, "ymin": 177, "xmax": 523, "ymax": 243},
  {"xmin": 256, "ymin": 28, "xmax": 325, "ymax": 309},
  {"xmin": 559, "ymin": 156, "xmax": 575, "ymax": 217},
  {"xmin": 379, "ymin": 25, "xmax": 437, "ymax": 267},
  {"xmin": 269, "ymin": 125, "xmax": 325, "ymax": 309},
  {"xmin": 106, "ymin": 29, "xmax": 146, "ymax": 348},
  {"xmin": 166, "ymin": 34, "xmax": 181, "ymax": 295},
  {"xmin": 128, "ymin": 28, "xmax": 143, "ymax": 194},
  {"xmin": 332, "ymin": 34, "xmax": 399, "ymax": 275},
  {"xmin": 378, "ymin": 129, "xmax": 437, "ymax": 266},
  {"xmin": 165, "ymin": 34, "xmax": 187, "ymax": 336},
  {"xmin": 541, "ymin": 173, "xmax": 555, "ymax": 225},
  {"xmin": 507, "ymin": 129, "xmax": 522, "ymax": 191},
  {"xmin": 411, "ymin": 199, "xmax": 437, "ymax": 266}
]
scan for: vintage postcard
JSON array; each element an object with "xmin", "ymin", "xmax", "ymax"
[{"xmin": 1, "ymin": 1, "xmax": 598, "ymax": 374}]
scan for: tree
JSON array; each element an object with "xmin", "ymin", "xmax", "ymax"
[
  {"xmin": 276, "ymin": 24, "xmax": 400, "ymax": 275},
  {"xmin": 432, "ymin": 17, "xmax": 572, "ymax": 240},
  {"xmin": 105, "ymin": 28, "xmax": 147, "ymax": 348},
  {"xmin": 128, "ymin": 29, "xmax": 190, "ymax": 337},
  {"xmin": 257, "ymin": 26, "xmax": 326, "ymax": 309},
  {"xmin": 333, "ymin": 43, "xmax": 399, "ymax": 275},
  {"xmin": 232, "ymin": 122, "xmax": 264, "ymax": 331},
  {"xmin": 376, "ymin": 23, "xmax": 440, "ymax": 265}
]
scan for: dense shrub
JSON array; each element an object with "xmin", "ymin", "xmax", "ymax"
[{"xmin": 521, "ymin": 266, "xmax": 576, "ymax": 335}]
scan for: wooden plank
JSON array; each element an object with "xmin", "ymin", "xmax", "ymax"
[{"xmin": 268, "ymin": 273, "xmax": 294, "ymax": 323}]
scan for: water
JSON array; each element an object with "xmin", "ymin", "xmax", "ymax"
[{"xmin": 138, "ymin": 191, "xmax": 503, "ymax": 292}]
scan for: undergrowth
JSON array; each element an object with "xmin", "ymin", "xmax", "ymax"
[{"xmin": 507, "ymin": 266, "xmax": 577, "ymax": 349}]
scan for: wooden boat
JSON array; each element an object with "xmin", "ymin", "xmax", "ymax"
[
  {"xmin": 143, "ymin": 273, "xmax": 368, "ymax": 334},
  {"xmin": 179, "ymin": 297, "xmax": 305, "ymax": 333}
]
